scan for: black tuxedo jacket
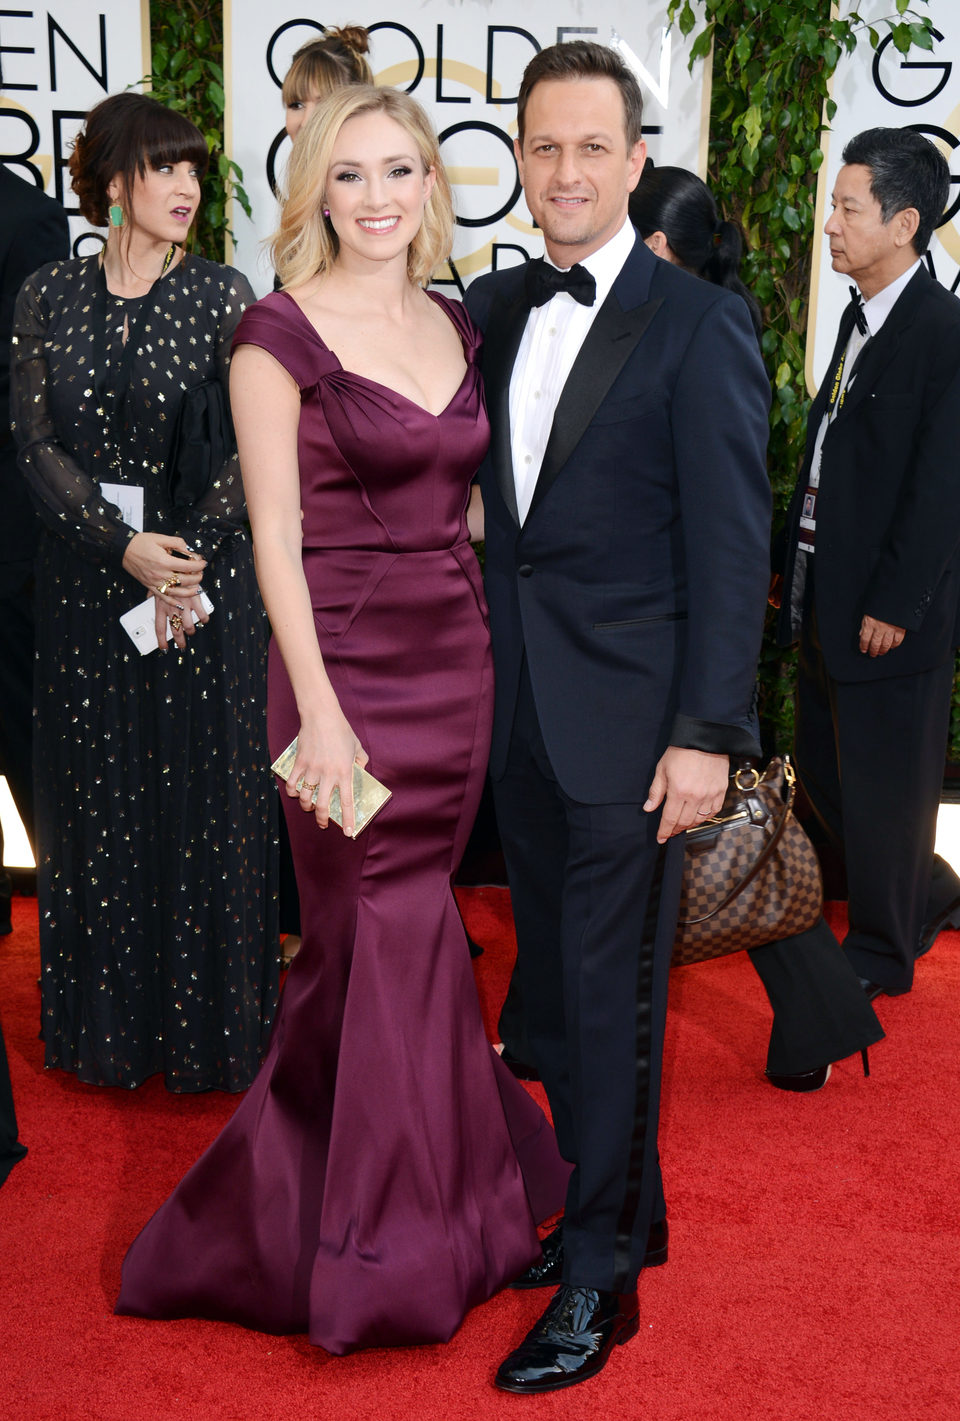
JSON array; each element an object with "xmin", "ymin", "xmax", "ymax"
[
  {"xmin": 777, "ymin": 266, "xmax": 960, "ymax": 682},
  {"xmin": 0, "ymin": 167, "xmax": 70, "ymax": 590},
  {"xmin": 465, "ymin": 235, "xmax": 771, "ymax": 803}
]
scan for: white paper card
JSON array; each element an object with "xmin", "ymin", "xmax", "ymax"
[{"xmin": 101, "ymin": 482, "xmax": 144, "ymax": 532}]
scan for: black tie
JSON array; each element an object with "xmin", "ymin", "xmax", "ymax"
[
  {"xmin": 849, "ymin": 286, "xmax": 868, "ymax": 335},
  {"xmin": 525, "ymin": 258, "xmax": 596, "ymax": 309}
]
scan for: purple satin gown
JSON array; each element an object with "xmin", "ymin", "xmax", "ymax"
[{"xmin": 116, "ymin": 291, "xmax": 568, "ymax": 1354}]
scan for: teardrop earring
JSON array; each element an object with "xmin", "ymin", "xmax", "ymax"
[{"xmin": 109, "ymin": 203, "xmax": 125, "ymax": 228}]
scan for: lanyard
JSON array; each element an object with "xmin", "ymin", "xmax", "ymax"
[{"xmin": 825, "ymin": 328, "xmax": 870, "ymax": 418}]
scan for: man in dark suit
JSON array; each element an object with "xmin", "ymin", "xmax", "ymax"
[
  {"xmin": 770, "ymin": 127, "xmax": 960, "ymax": 1011},
  {"xmin": 0, "ymin": 165, "xmax": 69, "ymax": 909},
  {"xmin": 465, "ymin": 42, "xmax": 771, "ymax": 1393},
  {"xmin": 0, "ymin": 163, "xmax": 69, "ymax": 1182}
]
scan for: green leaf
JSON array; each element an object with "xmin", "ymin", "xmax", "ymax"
[
  {"xmin": 742, "ymin": 103, "xmax": 763, "ymax": 152},
  {"xmin": 892, "ymin": 23, "xmax": 913, "ymax": 54},
  {"xmin": 690, "ymin": 28, "xmax": 714, "ymax": 65}
]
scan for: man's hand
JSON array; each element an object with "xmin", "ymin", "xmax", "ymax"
[
  {"xmin": 859, "ymin": 615, "xmax": 905, "ymax": 657},
  {"xmin": 644, "ymin": 747, "xmax": 730, "ymax": 844}
]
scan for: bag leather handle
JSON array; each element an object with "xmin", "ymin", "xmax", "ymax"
[{"xmin": 678, "ymin": 762, "xmax": 796, "ymax": 926}]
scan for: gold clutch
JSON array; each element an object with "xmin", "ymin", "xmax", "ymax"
[{"xmin": 270, "ymin": 738, "xmax": 391, "ymax": 836}]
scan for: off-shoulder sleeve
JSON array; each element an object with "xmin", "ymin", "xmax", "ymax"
[
  {"xmin": 11, "ymin": 265, "xmax": 135, "ymax": 568},
  {"xmin": 170, "ymin": 267, "xmax": 257, "ymax": 563}
]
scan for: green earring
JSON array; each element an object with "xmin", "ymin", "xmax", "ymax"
[{"xmin": 108, "ymin": 203, "xmax": 125, "ymax": 228}]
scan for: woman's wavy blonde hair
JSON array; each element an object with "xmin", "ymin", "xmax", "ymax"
[{"xmin": 272, "ymin": 85, "xmax": 454, "ymax": 290}]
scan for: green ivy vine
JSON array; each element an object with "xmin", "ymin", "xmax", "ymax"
[
  {"xmin": 147, "ymin": 0, "xmax": 249, "ymax": 259},
  {"xmin": 668, "ymin": 0, "xmax": 937, "ymax": 752}
]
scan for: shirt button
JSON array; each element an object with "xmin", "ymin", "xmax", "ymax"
[
  {"xmin": 524, "ymin": 454, "xmax": 532, "ymax": 464},
  {"xmin": 533, "ymin": 390, "xmax": 541, "ymax": 400},
  {"xmin": 548, "ymin": 327, "xmax": 557, "ymax": 336}
]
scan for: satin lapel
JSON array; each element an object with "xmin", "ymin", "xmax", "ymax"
[
  {"xmin": 525, "ymin": 292, "xmax": 664, "ymax": 522},
  {"xmin": 480, "ymin": 290, "xmax": 530, "ymax": 524}
]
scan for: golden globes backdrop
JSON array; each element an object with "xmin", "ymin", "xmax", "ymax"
[
  {"xmin": 224, "ymin": 5, "xmax": 711, "ymax": 297},
  {"xmin": 808, "ymin": 0, "xmax": 960, "ymax": 392},
  {"xmin": 0, "ymin": 0, "xmax": 150, "ymax": 252}
]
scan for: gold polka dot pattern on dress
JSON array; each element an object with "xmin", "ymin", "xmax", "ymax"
[{"xmin": 10, "ymin": 252, "xmax": 280, "ymax": 1092}]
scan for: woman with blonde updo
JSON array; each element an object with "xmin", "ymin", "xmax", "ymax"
[
  {"xmin": 282, "ymin": 24, "xmax": 372, "ymax": 141},
  {"xmin": 117, "ymin": 84, "xmax": 567, "ymax": 1356}
]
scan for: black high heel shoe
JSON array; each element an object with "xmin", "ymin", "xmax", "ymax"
[{"xmin": 766, "ymin": 1046, "xmax": 870, "ymax": 1092}]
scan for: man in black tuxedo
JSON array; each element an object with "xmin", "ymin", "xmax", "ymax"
[
  {"xmin": 0, "ymin": 162, "xmax": 69, "ymax": 1182},
  {"xmin": 465, "ymin": 42, "xmax": 771, "ymax": 1393},
  {"xmin": 0, "ymin": 165, "xmax": 69, "ymax": 904},
  {"xmin": 769, "ymin": 127, "xmax": 960, "ymax": 1011}
]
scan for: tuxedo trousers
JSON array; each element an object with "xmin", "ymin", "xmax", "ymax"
[
  {"xmin": 782, "ymin": 606, "xmax": 954, "ymax": 994},
  {"xmin": 492, "ymin": 661, "xmax": 678, "ymax": 1293},
  {"xmin": 0, "ymin": 1010, "xmax": 27, "ymax": 1187},
  {"xmin": 0, "ymin": 577, "xmax": 36, "ymax": 851}
]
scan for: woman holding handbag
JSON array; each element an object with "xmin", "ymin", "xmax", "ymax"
[{"xmin": 10, "ymin": 92, "xmax": 279, "ymax": 1091}]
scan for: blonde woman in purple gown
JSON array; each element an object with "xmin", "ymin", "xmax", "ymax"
[{"xmin": 117, "ymin": 85, "xmax": 567, "ymax": 1356}]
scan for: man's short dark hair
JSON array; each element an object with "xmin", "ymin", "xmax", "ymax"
[
  {"xmin": 842, "ymin": 127, "xmax": 949, "ymax": 256},
  {"xmin": 517, "ymin": 41, "xmax": 644, "ymax": 150}
]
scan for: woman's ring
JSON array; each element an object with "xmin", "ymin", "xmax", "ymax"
[
  {"xmin": 303, "ymin": 781, "xmax": 319, "ymax": 793},
  {"xmin": 170, "ymin": 614, "xmax": 184, "ymax": 633},
  {"xmin": 169, "ymin": 572, "xmax": 181, "ymax": 588},
  {"xmin": 157, "ymin": 579, "xmax": 171, "ymax": 595}
]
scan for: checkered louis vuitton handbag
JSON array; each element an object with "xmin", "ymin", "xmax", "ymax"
[{"xmin": 671, "ymin": 757, "xmax": 823, "ymax": 967}]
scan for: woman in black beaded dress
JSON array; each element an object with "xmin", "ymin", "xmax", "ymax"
[{"xmin": 10, "ymin": 93, "xmax": 279, "ymax": 1092}]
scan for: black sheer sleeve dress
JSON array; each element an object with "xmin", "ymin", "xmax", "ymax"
[{"xmin": 10, "ymin": 252, "xmax": 280, "ymax": 1091}]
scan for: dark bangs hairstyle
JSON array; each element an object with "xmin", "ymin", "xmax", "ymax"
[{"xmin": 69, "ymin": 92, "xmax": 209, "ymax": 228}]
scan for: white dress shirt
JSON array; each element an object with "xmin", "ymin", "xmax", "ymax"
[
  {"xmin": 799, "ymin": 259, "xmax": 921, "ymax": 554},
  {"xmin": 508, "ymin": 218, "xmax": 636, "ymax": 524}
]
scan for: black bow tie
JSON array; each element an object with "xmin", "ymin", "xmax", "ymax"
[
  {"xmin": 849, "ymin": 286, "xmax": 868, "ymax": 335},
  {"xmin": 525, "ymin": 258, "xmax": 596, "ymax": 308}
]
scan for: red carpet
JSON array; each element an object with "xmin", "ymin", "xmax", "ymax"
[{"xmin": 2, "ymin": 888, "xmax": 959, "ymax": 1420}]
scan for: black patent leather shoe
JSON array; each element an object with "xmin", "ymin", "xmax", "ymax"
[
  {"xmin": 858, "ymin": 976, "xmax": 910, "ymax": 1002},
  {"xmin": 495, "ymin": 1284, "xmax": 639, "ymax": 1393},
  {"xmin": 765, "ymin": 1063, "xmax": 831, "ymax": 1093},
  {"xmin": 917, "ymin": 896, "xmax": 960, "ymax": 958},
  {"xmin": 499, "ymin": 1048, "xmax": 540, "ymax": 1082},
  {"xmin": 511, "ymin": 1217, "xmax": 667, "ymax": 1289}
]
